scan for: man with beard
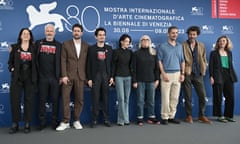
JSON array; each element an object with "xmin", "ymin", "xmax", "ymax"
[
  {"xmin": 56, "ymin": 23, "xmax": 89, "ymax": 131},
  {"xmin": 182, "ymin": 26, "xmax": 212, "ymax": 124},
  {"xmin": 35, "ymin": 24, "xmax": 62, "ymax": 130}
]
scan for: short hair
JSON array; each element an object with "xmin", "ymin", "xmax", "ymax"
[
  {"xmin": 214, "ymin": 35, "xmax": 233, "ymax": 51},
  {"xmin": 94, "ymin": 27, "xmax": 106, "ymax": 36},
  {"xmin": 72, "ymin": 23, "xmax": 83, "ymax": 32},
  {"xmin": 118, "ymin": 34, "xmax": 132, "ymax": 48},
  {"xmin": 168, "ymin": 26, "xmax": 178, "ymax": 33},
  {"xmin": 44, "ymin": 23, "xmax": 55, "ymax": 32},
  {"xmin": 186, "ymin": 26, "xmax": 201, "ymax": 35}
]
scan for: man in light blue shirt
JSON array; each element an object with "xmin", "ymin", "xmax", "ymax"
[{"xmin": 157, "ymin": 26, "xmax": 185, "ymax": 125}]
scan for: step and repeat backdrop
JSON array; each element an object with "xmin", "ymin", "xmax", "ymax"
[{"xmin": 0, "ymin": 0, "xmax": 240, "ymax": 126}]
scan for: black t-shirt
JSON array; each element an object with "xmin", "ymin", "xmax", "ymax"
[
  {"xmin": 19, "ymin": 48, "xmax": 32, "ymax": 80},
  {"xmin": 38, "ymin": 40, "xmax": 56, "ymax": 79},
  {"xmin": 96, "ymin": 47, "xmax": 107, "ymax": 73}
]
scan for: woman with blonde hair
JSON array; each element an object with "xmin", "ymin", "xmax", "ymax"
[
  {"xmin": 209, "ymin": 35, "xmax": 238, "ymax": 123},
  {"xmin": 132, "ymin": 35, "xmax": 160, "ymax": 126}
]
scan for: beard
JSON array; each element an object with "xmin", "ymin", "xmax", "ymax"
[{"xmin": 73, "ymin": 34, "xmax": 81, "ymax": 40}]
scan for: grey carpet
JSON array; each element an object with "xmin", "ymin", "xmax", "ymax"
[{"xmin": 1, "ymin": 116, "xmax": 240, "ymax": 144}]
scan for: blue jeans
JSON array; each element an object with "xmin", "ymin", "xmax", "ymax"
[
  {"xmin": 115, "ymin": 76, "xmax": 131, "ymax": 124},
  {"xmin": 136, "ymin": 82, "xmax": 155, "ymax": 119}
]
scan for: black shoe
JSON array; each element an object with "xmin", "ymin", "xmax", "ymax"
[
  {"xmin": 161, "ymin": 119, "xmax": 168, "ymax": 125},
  {"xmin": 117, "ymin": 123, "xmax": 124, "ymax": 126},
  {"xmin": 168, "ymin": 118, "xmax": 180, "ymax": 124},
  {"xmin": 51, "ymin": 121, "xmax": 59, "ymax": 130},
  {"xmin": 90, "ymin": 121, "xmax": 97, "ymax": 128},
  {"xmin": 24, "ymin": 126, "xmax": 31, "ymax": 133},
  {"xmin": 24, "ymin": 122, "xmax": 31, "ymax": 133},
  {"xmin": 9, "ymin": 126, "xmax": 19, "ymax": 134},
  {"xmin": 38, "ymin": 123, "xmax": 46, "ymax": 131},
  {"xmin": 147, "ymin": 117, "xmax": 160, "ymax": 125},
  {"xmin": 137, "ymin": 118, "xmax": 143, "ymax": 126},
  {"xmin": 124, "ymin": 123, "xmax": 130, "ymax": 126},
  {"xmin": 104, "ymin": 121, "xmax": 111, "ymax": 127}
]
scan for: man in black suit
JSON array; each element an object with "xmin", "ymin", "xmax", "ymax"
[{"xmin": 87, "ymin": 27, "xmax": 113, "ymax": 127}]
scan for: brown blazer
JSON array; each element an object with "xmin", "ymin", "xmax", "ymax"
[
  {"xmin": 61, "ymin": 39, "xmax": 89, "ymax": 81},
  {"xmin": 182, "ymin": 41, "xmax": 207, "ymax": 76}
]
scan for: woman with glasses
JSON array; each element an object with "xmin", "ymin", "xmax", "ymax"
[{"xmin": 132, "ymin": 35, "xmax": 160, "ymax": 126}]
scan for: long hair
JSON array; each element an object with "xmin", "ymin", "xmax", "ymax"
[
  {"xmin": 17, "ymin": 28, "xmax": 34, "ymax": 45},
  {"xmin": 214, "ymin": 35, "xmax": 233, "ymax": 51},
  {"xmin": 138, "ymin": 35, "xmax": 156, "ymax": 55}
]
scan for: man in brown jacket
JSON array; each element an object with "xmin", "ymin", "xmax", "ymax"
[
  {"xmin": 182, "ymin": 26, "xmax": 212, "ymax": 124},
  {"xmin": 56, "ymin": 23, "xmax": 89, "ymax": 131}
]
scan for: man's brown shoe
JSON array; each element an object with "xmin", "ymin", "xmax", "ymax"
[
  {"xmin": 198, "ymin": 116, "xmax": 212, "ymax": 124},
  {"xmin": 185, "ymin": 116, "xmax": 193, "ymax": 124}
]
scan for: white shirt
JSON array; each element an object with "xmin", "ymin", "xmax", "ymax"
[{"xmin": 74, "ymin": 39, "xmax": 81, "ymax": 58}]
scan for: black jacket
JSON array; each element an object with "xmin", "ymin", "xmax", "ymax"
[
  {"xmin": 86, "ymin": 44, "xmax": 113, "ymax": 81},
  {"xmin": 8, "ymin": 43, "xmax": 37, "ymax": 83},
  {"xmin": 209, "ymin": 50, "xmax": 238, "ymax": 84}
]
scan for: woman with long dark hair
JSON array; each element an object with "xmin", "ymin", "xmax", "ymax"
[{"xmin": 8, "ymin": 28, "xmax": 37, "ymax": 134}]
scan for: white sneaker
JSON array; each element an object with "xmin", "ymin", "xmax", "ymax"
[
  {"xmin": 73, "ymin": 121, "xmax": 83, "ymax": 130},
  {"xmin": 56, "ymin": 122, "xmax": 70, "ymax": 131}
]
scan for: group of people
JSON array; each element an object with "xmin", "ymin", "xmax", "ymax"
[{"xmin": 7, "ymin": 24, "xmax": 238, "ymax": 134}]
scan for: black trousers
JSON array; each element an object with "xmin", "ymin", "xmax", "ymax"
[
  {"xmin": 213, "ymin": 68, "xmax": 234, "ymax": 118},
  {"xmin": 38, "ymin": 78, "xmax": 60, "ymax": 125},
  {"xmin": 91, "ymin": 72, "xmax": 109, "ymax": 122},
  {"xmin": 10, "ymin": 78, "xmax": 35, "ymax": 123},
  {"xmin": 183, "ymin": 74, "xmax": 207, "ymax": 117}
]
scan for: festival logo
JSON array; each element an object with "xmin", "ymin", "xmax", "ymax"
[
  {"xmin": 70, "ymin": 101, "xmax": 74, "ymax": 111},
  {"xmin": 0, "ymin": 0, "xmax": 14, "ymax": 10},
  {"xmin": 221, "ymin": 25, "xmax": 234, "ymax": 34},
  {"xmin": 45, "ymin": 102, "xmax": 52, "ymax": 113},
  {"xmin": 201, "ymin": 25, "xmax": 214, "ymax": 34},
  {"xmin": 0, "ymin": 82, "xmax": 10, "ymax": 93},
  {"xmin": 0, "ymin": 20, "xmax": 2, "ymax": 31},
  {"xmin": 26, "ymin": 1, "xmax": 100, "ymax": 33},
  {"xmin": 0, "ymin": 104, "xmax": 5, "ymax": 114},
  {"xmin": 26, "ymin": 1, "xmax": 71, "ymax": 32},
  {"xmin": 20, "ymin": 103, "xmax": 24, "ymax": 113},
  {"xmin": 190, "ymin": 6, "xmax": 203, "ymax": 16},
  {"xmin": 0, "ymin": 41, "xmax": 9, "ymax": 51},
  {"xmin": 0, "ymin": 62, "xmax": 4, "ymax": 72}
]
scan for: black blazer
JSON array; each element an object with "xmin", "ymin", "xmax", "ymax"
[
  {"xmin": 8, "ymin": 43, "xmax": 37, "ymax": 83},
  {"xmin": 86, "ymin": 43, "xmax": 113, "ymax": 81},
  {"xmin": 209, "ymin": 50, "xmax": 238, "ymax": 84},
  {"xmin": 35, "ymin": 39, "xmax": 62, "ymax": 79}
]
